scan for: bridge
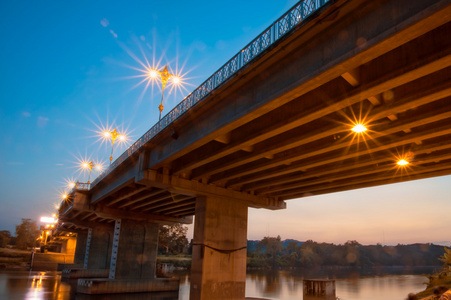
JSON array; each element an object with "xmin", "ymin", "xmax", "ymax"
[{"xmin": 55, "ymin": 0, "xmax": 451, "ymax": 298}]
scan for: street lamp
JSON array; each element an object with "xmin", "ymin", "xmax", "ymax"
[
  {"xmin": 82, "ymin": 161, "xmax": 103, "ymax": 184},
  {"xmin": 147, "ymin": 65, "xmax": 181, "ymax": 120},
  {"xmin": 104, "ymin": 128, "xmax": 126, "ymax": 165},
  {"xmin": 82, "ymin": 161, "xmax": 94, "ymax": 184}
]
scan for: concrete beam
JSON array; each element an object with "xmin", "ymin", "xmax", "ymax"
[
  {"xmin": 106, "ymin": 185, "xmax": 148, "ymax": 206},
  {"xmin": 270, "ymin": 153, "xmax": 451, "ymax": 197},
  {"xmin": 341, "ymin": 68, "xmax": 360, "ymax": 87},
  {"xmin": 137, "ymin": 170, "xmax": 286, "ymax": 210},
  {"xmin": 229, "ymin": 122, "xmax": 451, "ymax": 188},
  {"xmin": 93, "ymin": 204, "xmax": 193, "ymax": 224},
  {"xmin": 60, "ymin": 216, "xmax": 115, "ymax": 230},
  {"xmin": 117, "ymin": 189, "xmax": 165, "ymax": 209},
  {"xmin": 91, "ymin": 172, "xmax": 135, "ymax": 205},
  {"xmin": 284, "ymin": 166, "xmax": 451, "ymax": 201},
  {"xmin": 251, "ymin": 140, "xmax": 451, "ymax": 193}
]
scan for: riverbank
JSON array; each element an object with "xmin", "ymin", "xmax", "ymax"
[
  {"xmin": 416, "ymin": 274, "xmax": 451, "ymax": 299},
  {"xmin": 157, "ymin": 254, "xmax": 192, "ymax": 269},
  {"xmin": 0, "ymin": 248, "xmax": 31, "ymax": 270}
]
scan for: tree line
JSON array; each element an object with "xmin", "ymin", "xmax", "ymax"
[
  {"xmin": 247, "ymin": 236, "xmax": 448, "ymax": 269},
  {"xmin": 2, "ymin": 219, "xmax": 447, "ymax": 273},
  {"xmin": 0, "ymin": 218, "xmax": 41, "ymax": 250}
]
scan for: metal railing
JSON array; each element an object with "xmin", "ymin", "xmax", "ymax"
[
  {"xmin": 75, "ymin": 182, "xmax": 90, "ymax": 191},
  {"xmin": 91, "ymin": 0, "xmax": 330, "ymax": 188}
]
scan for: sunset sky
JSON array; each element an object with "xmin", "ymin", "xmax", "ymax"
[{"xmin": 0, "ymin": 0, "xmax": 449, "ymax": 246}]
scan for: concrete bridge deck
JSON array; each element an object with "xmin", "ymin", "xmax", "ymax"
[{"xmin": 86, "ymin": 0, "xmax": 451, "ymax": 213}]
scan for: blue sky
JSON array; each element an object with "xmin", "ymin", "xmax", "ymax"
[{"xmin": 0, "ymin": 0, "xmax": 450, "ymax": 245}]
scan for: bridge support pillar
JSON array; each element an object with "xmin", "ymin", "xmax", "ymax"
[
  {"xmin": 84, "ymin": 226, "xmax": 113, "ymax": 270},
  {"xmin": 190, "ymin": 196, "xmax": 248, "ymax": 300},
  {"xmin": 74, "ymin": 230, "xmax": 88, "ymax": 264},
  {"xmin": 77, "ymin": 219, "xmax": 180, "ymax": 294},
  {"xmin": 109, "ymin": 219, "xmax": 159, "ymax": 279},
  {"xmin": 61, "ymin": 227, "xmax": 112, "ymax": 279}
]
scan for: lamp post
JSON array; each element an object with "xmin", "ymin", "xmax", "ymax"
[
  {"xmin": 82, "ymin": 161, "xmax": 103, "ymax": 184},
  {"xmin": 82, "ymin": 161, "xmax": 94, "ymax": 184},
  {"xmin": 147, "ymin": 65, "xmax": 180, "ymax": 120},
  {"xmin": 40, "ymin": 216, "xmax": 57, "ymax": 248},
  {"xmin": 104, "ymin": 128, "xmax": 125, "ymax": 165}
]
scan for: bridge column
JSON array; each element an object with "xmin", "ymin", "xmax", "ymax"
[
  {"xmin": 77, "ymin": 219, "xmax": 179, "ymax": 294},
  {"xmin": 73, "ymin": 230, "xmax": 87, "ymax": 264},
  {"xmin": 108, "ymin": 219, "xmax": 159, "ymax": 279},
  {"xmin": 84, "ymin": 226, "xmax": 113, "ymax": 269},
  {"xmin": 190, "ymin": 196, "xmax": 248, "ymax": 300}
]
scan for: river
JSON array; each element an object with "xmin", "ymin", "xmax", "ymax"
[{"xmin": 0, "ymin": 267, "xmax": 437, "ymax": 299}]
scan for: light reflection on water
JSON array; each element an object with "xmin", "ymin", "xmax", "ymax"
[{"xmin": 0, "ymin": 267, "xmax": 436, "ymax": 300}]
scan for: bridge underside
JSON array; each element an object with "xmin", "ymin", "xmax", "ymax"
[{"xmin": 91, "ymin": 0, "xmax": 451, "ymax": 208}]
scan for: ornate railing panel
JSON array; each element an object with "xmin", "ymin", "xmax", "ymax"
[{"xmin": 91, "ymin": 0, "xmax": 330, "ymax": 188}]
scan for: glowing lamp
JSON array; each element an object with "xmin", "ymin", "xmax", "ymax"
[
  {"xmin": 40, "ymin": 217, "xmax": 57, "ymax": 224},
  {"xmin": 149, "ymin": 70, "xmax": 158, "ymax": 78},
  {"xmin": 172, "ymin": 76, "xmax": 180, "ymax": 84},
  {"xmin": 352, "ymin": 124, "xmax": 367, "ymax": 133},
  {"xmin": 397, "ymin": 159, "xmax": 409, "ymax": 166}
]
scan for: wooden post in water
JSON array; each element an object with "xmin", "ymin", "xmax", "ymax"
[{"xmin": 303, "ymin": 279, "xmax": 336, "ymax": 300}]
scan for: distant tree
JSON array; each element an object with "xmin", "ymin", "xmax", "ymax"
[
  {"xmin": 15, "ymin": 219, "xmax": 40, "ymax": 250},
  {"xmin": 158, "ymin": 223, "xmax": 189, "ymax": 255},
  {"xmin": 257, "ymin": 236, "xmax": 283, "ymax": 268},
  {"xmin": 299, "ymin": 241, "xmax": 322, "ymax": 267},
  {"xmin": 0, "ymin": 230, "xmax": 11, "ymax": 248},
  {"xmin": 285, "ymin": 240, "xmax": 299, "ymax": 255},
  {"xmin": 344, "ymin": 240, "xmax": 361, "ymax": 266}
]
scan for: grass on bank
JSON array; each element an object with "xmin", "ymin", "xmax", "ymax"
[
  {"xmin": 0, "ymin": 248, "xmax": 32, "ymax": 269},
  {"xmin": 157, "ymin": 254, "xmax": 192, "ymax": 269},
  {"xmin": 416, "ymin": 274, "xmax": 451, "ymax": 298}
]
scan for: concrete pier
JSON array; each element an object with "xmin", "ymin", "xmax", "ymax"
[
  {"xmin": 303, "ymin": 279, "xmax": 336, "ymax": 300},
  {"xmin": 60, "ymin": 226, "xmax": 113, "ymax": 279},
  {"xmin": 110, "ymin": 219, "xmax": 159, "ymax": 280},
  {"xmin": 75, "ymin": 219, "xmax": 167, "ymax": 294},
  {"xmin": 190, "ymin": 196, "xmax": 248, "ymax": 300},
  {"xmin": 84, "ymin": 226, "xmax": 113, "ymax": 269},
  {"xmin": 73, "ymin": 230, "xmax": 88, "ymax": 264}
]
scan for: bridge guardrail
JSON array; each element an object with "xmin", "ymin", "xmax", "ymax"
[{"xmin": 91, "ymin": 0, "xmax": 330, "ymax": 188}]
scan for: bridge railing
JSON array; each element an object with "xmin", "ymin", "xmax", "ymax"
[{"xmin": 91, "ymin": 0, "xmax": 330, "ymax": 188}]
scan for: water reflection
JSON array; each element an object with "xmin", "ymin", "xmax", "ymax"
[
  {"xmin": 0, "ymin": 267, "xmax": 437, "ymax": 300},
  {"xmin": 1, "ymin": 271, "xmax": 179, "ymax": 300},
  {"xmin": 244, "ymin": 267, "xmax": 436, "ymax": 300}
]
